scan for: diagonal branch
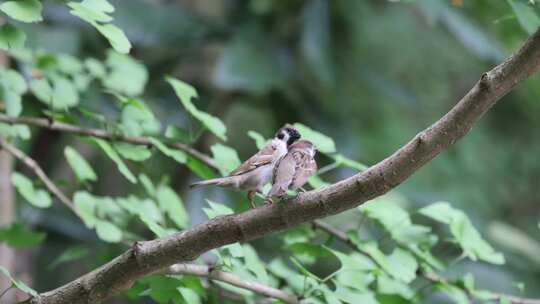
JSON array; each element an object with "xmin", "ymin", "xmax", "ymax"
[
  {"xmin": 0, "ymin": 138, "xmax": 80, "ymax": 218},
  {"xmin": 0, "ymin": 114, "xmax": 218, "ymax": 170},
  {"xmin": 164, "ymin": 264, "xmax": 299, "ymax": 304},
  {"xmin": 28, "ymin": 28, "xmax": 540, "ymax": 304}
]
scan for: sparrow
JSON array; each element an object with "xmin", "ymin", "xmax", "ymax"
[
  {"xmin": 268, "ymin": 139, "xmax": 317, "ymax": 198},
  {"xmin": 189, "ymin": 126, "xmax": 301, "ymax": 207}
]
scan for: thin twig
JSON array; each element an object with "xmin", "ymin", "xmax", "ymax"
[
  {"xmin": 313, "ymin": 221, "xmax": 540, "ymax": 304},
  {"xmin": 0, "ymin": 286, "xmax": 11, "ymax": 300},
  {"xmin": 165, "ymin": 264, "xmax": 299, "ymax": 304},
  {"xmin": 0, "ymin": 137, "xmax": 80, "ymax": 218},
  {"xmin": 0, "ymin": 114, "xmax": 219, "ymax": 170}
]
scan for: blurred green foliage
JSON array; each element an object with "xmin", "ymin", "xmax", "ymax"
[{"xmin": 1, "ymin": 0, "xmax": 540, "ymax": 303}]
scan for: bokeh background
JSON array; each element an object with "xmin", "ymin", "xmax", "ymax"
[{"xmin": 1, "ymin": 0, "xmax": 540, "ymax": 303}]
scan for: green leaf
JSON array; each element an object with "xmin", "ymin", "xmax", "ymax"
[
  {"xmin": 1, "ymin": 70, "xmax": 26, "ymax": 95},
  {"xmin": 0, "ymin": 123, "xmax": 30, "ymax": 140},
  {"xmin": 282, "ymin": 225, "xmax": 315, "ymax": 245},
  {"xmin": 507, "ymin": 0, "xmax": 540, "ymax": 34},
  {"xmin": 308, "ymin": 174, "xmax": 331, "ymax": 189},
  {"xmin": 67, "ymin": 0, "xmax": 131, "ymax": 53},
  {"xmin": 4, "ymin": 91, "xmax": 22, "ymax": 117},
  {"xmin": 0, "ymin": 265, "xmax": 37, "ymax": 297},
  {"xmin": 146, "ymin": 275, "xmax": 183, "ymax": 303},
  {"xmin": 166, "ymin": 77, "xmax": 227, "ymax": 141},
  {"xmin": 178, "ymin": 287, "xmax": 201, "ymax": 304},
  {"xmin": 93, "ymin": 138, "xmax": 137, "ymax": 183},
  {"xmin": 114, "ymin": 143, "xmax": 152, "ymax": 162},
  {"xmin": 0, "ymin": 0, "xmax": 43, "ymax": 23},
  {"xmin": 139, "ymin": 214, "xmax": 170, "ymax": 238},
  {"xmin": 149, "ymin": 137, "xmax": 187, "ymax": 164},
  {"xmin": 289, "ymin": 242, "xmax": 331, "ymax": 264},
  {"xmin": 435, "ymin": 283, "xmax": 469, "ymax": 304},
  {"xmin": 386, "ymin": 248, "xmax": 418, "ymax": 283},
  {"xmin": 247, "ymin": 130, "xmax": 268, "ymax": 149},
  {"xmin": 156, "ymin": 185, "xmax": 188, "ymax": 229},
  {"xmin": 0, "ymin": 23, "xmax": 26, "ymax": 50},
  {"xmin": 85, "ymin": 58, "xmax": 106, "ymax": 78},
  {"xmin": 1, "ymin": 69, "xmax": 27, "ymax": 117},
  {"xmin": 361, "ymin": 195, "xmax": 411, "ymax": 230},
  {"xmin": 120, "ymin": 99, "xmax": 160, "ymax": 136},
  {"xmin": 0, "ymin": 223, "xmax": 46, "ymax": 247},
  {"xmin": 293, "ymin": 123, "xmax": 336, "ymax": 154},
  {"xmin": 333, "ymin": 154, "xmax": 368, "ymax": 171},
  {"xmin": 96, "ymin": 24, "xmax": 131, "ymax": 54},
  {"xmin": 419, "ymin": 202, "xmax": 505, "ymax": 265},
  {"xmin": 51, "ymin": 76, "xmax": 79, "ymax": 109},
  {"xmin": 68, "ymin": 1, "xmax": 112, "ymax": 23},
  {"xmin": 48, "ymin": 246, "xmax": 89, "ymax": 270},
  {"xmin": 321, "ymin": 285, "xmax": 342, "ymax": 304},
  {"xmin": 335, "ymin": 269, "xmax": 374, "ymax": 292},
  {"xmin": 268, "ymin": 258, "xmax": 309, "ymax": 293},
  {"xmin": 74, "ymin": 191, "xmax": 97, "ymax": 228},
  {"xmin": 95, "ymin": 219, "xmax": 122, "ymax": 243},
  {"xmin": 186, "ymin": 155, "xmax": 216, "ymax": 179},
  {"xmin": 11, "ymin": 172, "xmax": 52, "ymax": 208},
  {"xmin": 210, "ymin": 143, "xmax": 241, "ymax": 176},
  {"xmin": 500, "ymin": 296, "xmax": 512, "ymax": 304},
  {"xmin": 165, "ymin": 125, "xmax": 193, "ymax": 144},
  {"xmin": 327, "ymin": 247, "xmax": 376, "ymax": 272},
  {"xmin": 361, "ymin": 241, "xmax": 392, "ymax": 273},
  {"xmin": 334, "ymin": 285, "xmax": 378, "ymax": 304},
  {"xmin": 30, "ymin": 78, "xmax": 53, "ymax": 104},
  {"xmin": 64, "ymin": 146, "xmax": 97, "ymax": 182},
  {"xmin": 139, "ymin": 174, "xmax": 156, "ymax": 196},
  {"xmin": 103, "ymin": 51, "xmax": 147, "ymax": 95},
  {"xmin": 377, "ymin": 275, "xmax": 414, "ymax": 299},
  {"xmin": 407, "ymin": 244, "xmax": 445, "ymax": 271},
  {"xmin": 243, "ymin": 244, "xmax": 269, "ymax": 284},
  {"xmin": 57, "ymin": 54, "xmax": 84, "ymax": 75},
  {"xmin": 116, "ymin": 195, "xmax": 163, "ymax": 223},
  {"xmin": 290, "ymin": 257, "xmax": 321, "ymax": 281},
  {"xmin": 203, "ymin": 199, "xmax": 234, "ymax": 219}
]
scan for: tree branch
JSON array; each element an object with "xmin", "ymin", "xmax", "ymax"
[
  {"xmin": 163, "ymin": 264, "xmax": 299, "ymax": 304},
  {"xmin": 28, "ymin": 28, "xmax": 540, "ymax": 304},
  {"xmin": 0, "ymin": 114, "xmax": 219, "ymax": 170},
  {"xmin": 0, "ymin": 138, "xmax": 80, "ymax": 218}
]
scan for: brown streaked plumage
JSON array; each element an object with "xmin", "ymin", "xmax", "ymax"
[
  {"xmin": 189, "ymin": 126, "xmax": 301, "ymax": 207},
  {"xmin": 269, "ymin": 140, "xmax": 317, "ymax": 198}
]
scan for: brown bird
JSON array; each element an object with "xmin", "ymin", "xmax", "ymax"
[
  {"xmin": 268, "ymin": 139, "xmax": 317, "ymax": 198},
  {"xmin": 190, "ymin": 126, "xmax": 301, "ymax": 207}
]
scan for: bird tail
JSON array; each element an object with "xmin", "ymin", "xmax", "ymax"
[{"xmin": 189, "ymin": 177, "xmax": 231, "ymax": 189}]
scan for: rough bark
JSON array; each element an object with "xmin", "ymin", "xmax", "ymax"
[{"xmin": 26, "ymin": 28, "xmax": 540, "ymax": 304}]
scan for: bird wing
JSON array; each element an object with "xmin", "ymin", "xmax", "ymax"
[
  {"xmin": 291, "ymin": 152, "xmax": 317, "ymax": 190},
  {"xmin": 269, "ymin": 152, "xmax": 298, "ymax": 196},
  {"xmin": 229, "ymin": 142, "xmax": 276, "ymax": 176}
]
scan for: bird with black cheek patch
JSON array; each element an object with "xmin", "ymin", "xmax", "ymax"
[
  {"xmin": 189, "ymin": 126, "xmax": 301, "ymax": 207},
  {"xmin": 268, "ymin": 139, "xmax": 317, "ymax": 199}
]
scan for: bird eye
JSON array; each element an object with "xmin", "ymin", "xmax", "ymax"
[{"xmin": 277, "ymin": 133, "xmax": 284, "ymax": 140}]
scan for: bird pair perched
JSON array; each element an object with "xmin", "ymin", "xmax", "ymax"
[{"xmin": 190, "ymin": 126, "xmax": 317, "ymax": 207}]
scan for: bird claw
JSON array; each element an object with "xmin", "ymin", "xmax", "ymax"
[{"xmin": 264, "ymin": 196, "xmax": 274, "ymax": 205}]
